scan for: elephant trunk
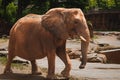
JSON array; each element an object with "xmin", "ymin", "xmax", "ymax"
[
  {"xmin": 80, "ymin": 37, "xmax": 90, "ymax": 69},
  {"xmin": 78, "ymin": 26, "xmax": 90, "ymax": 69}
]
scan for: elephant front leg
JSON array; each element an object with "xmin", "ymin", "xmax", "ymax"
[
  {"xmin": 79, "ymin": 41, "xmax": 89, "ymax": 69},
  {"xmin": 47, "ymin": 51, "xmax": 56, "ymax": 79},
  {"xmin": 79, "ymin": 55, "xmax": 87, "ymax": 69},
  {"xmin": 31, "ymin": 60, "xmax": 42, "ymax": 75},
  {"xmin": 57, "ymin": 52, "xmax": 71, "ymax": 78},
  {"xmin": 56, "ymin": 43, "xmax": 71, "ymax": 78}
]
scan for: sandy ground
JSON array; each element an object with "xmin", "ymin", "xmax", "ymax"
[
  {"xmin": 36, "ymin": 57, "xmax": 120, "ymax": 80},
  {"xmin": 0, "ymin": 32, "xmax": 120, "ymax": 80}
]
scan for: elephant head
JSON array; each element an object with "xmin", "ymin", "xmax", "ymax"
[{"xmin": 42, "ymin": 8, "xmax": 90, "ymax": 69}]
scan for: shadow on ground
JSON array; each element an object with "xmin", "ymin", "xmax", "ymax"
[
  {"xmin": 0, "ymin": 73, "xmax": 46, "ymax": 80},
  {"xmin": 0, "ymin": 73, "xmax": 69, "ymax": 80}
]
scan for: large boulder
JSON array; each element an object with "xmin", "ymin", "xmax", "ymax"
[
  {"xmin": 87, "ymin": 53, "xmax": 107, "ymax": 63},
  {"xmin": 66, "ymin": 48, "xmax": 81, "ymax": 59}
]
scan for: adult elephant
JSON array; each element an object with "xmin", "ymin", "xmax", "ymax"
[{"xmin": 4, "ymin": 8, "xmax": 90, "ymax": 79}]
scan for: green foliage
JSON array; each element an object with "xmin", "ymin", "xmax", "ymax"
[
  {"xmin": 22, "ymin": 0, "xmax": 89, "ymax": 15},
  {"xmin": 0, "ymin": 0, "xmax": 17, "ymax": 25},
  {"xmin": 85, "ymin": 0, "xmax": 98, "ymax": 10},
  {"xmin": 86, "ymin": 0, "xmax": 119, "ymax": 10},
  {"xmin": 0, "ymin": 56, "xmax": 28, "ymax": 70},
  {"xmin": 106, "ymin": 0, "xmax": 116, "ymax": 9},
  {"xmin": 98, "ymin": 0, "xmax": 115, "ymax": 9},
  {"xmin": 0, "ymin": 57, "xmax": 7, "ymax": 65},
  {"xmin": 0, "ymin": 0, "xmax": 120, "ymax": 32},
  {"xmin": 6, "ymin": 2, "xmax": 17, "ymax": 23}
]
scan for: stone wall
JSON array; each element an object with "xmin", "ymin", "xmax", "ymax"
[{"xmin": 85, "ymin": 10, "xmax": 120, "ymax": 31}]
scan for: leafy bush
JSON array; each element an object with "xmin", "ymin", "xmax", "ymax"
[
  {"xmin": 6, "ymin": 2, "xmax": 17, "ymax": 23},
  {"xmin": 85, "ymin": 0, "xmax": 119, "ymax": 11}
]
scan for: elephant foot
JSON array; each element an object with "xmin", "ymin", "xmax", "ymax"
[
  {"xmin": 4, "ymin": 69, "xmax": 13, "ymax": 74},
  {"xmin": 79, "ymin": 64, "xmax": 85, "ymax": 69},
  {"xmin": 46, "ymin": 74, "xmax": 57, "ymax": 80},
  {"xmin": 61, "ymin": 70, "xmax": 70, "ymax": 78},
  {"xmin": 32, "ymin": 71, "xmax": 42, "ymax": 75}
]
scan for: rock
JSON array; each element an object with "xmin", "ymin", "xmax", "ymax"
[
  {"xmin": 66, "ymin": 48, "xmax": 72, "ymax": 54},
  {"xmin": 95, "ymin": 43, "xmax": 120, "ymax": 52},
  {"xmin": 68, "ymin": 50, "xmax": 81, "ymax": 59},
  {"xmin": 0, "ymin": 48, "xmax": 6, "ymax": 51},
  {"xmin": 110, "ymin": 32, "xmax": 120, "ymax": 36},
  {"xmin": 117, "ymin": 34, "xmax": 120, "ymax": 40},
  {"xmin": 12, "ymin": 57, "xmax": 29, "ymax": 65},
  {"xmin": 12, "ymin": 60, "xmax": 29, "ymax": 65},
  {"xmin": 94, "ymin": 32, "xmax": 106, "ymax": 35},
  {"xmin": 99, "ymin": 49, "xmax": 120, "ymax": 64},
  {"xmin": 98, "ymin": 43, "xmax": 109, "ymax": 47},
  {"xmin": 97, "ymin": 54, "xmax": 107, "ymax": 63},
  {"xmin": 87, "ymin": 53, "xmax": 99, "ymax": 62},
  {"xmin": 0, "ymin": 53, "xmax": 7, "ymax": 57},
  {"xmin": 0, "ymin": 49, "xmax": 8, "ymax": 57},
  {"xmin": 94, "ymin": 31, "xmax": 120, "ymax": 36},
  {"xmin": 88, "ymin": 43, "xmax": 98, "ymax": 53},
  {"xmin": 87, "ymin": 53, "xmax": 107, "ymax": 63},
  {"xmin": 66, "ymin": 48, "xmax": 81, "ymax": 59}
]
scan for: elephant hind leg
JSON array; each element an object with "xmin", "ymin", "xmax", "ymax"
[
  {"xmin": 46, "ymin": 51, "xmax": 56, "ymax": 79},
  {"xmin": 31, "ymin": 60, "xmax": 42, "ymax": 75},
  {"xmin": 4, "ymin": 54, "xmax": 15, "ymax": 74},
  {"xmin": 4, "ymin": 31, "xmax": 16, "ymax": 74}
]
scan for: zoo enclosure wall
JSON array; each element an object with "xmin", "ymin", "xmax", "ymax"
[{"xmin": 85, "ymin": 10, "xmax": 120, "ymax": 31}]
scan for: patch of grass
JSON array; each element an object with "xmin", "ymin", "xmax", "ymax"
[
  {"xmin": 41, "ymin": 67, "xmax": 48, "ymax": 73},
  {"xmin": 0, "ymin": 38, "xmax": 8, "ymax": 43},
  {"xmin": 93, "ymin": 35, "xmax": 98, "ymax": 39},
  {"xmin": 11, "ymin": 63, "xmax": 29, "ymax": 70},
  {"xmin": 0, "ymin": 57, "xmax": 7, "ymax": 65},
  {"xmin": 0, "ymin": 57, "xmax": 83, "ymax": 80},
  {"xmin": 0, "ymin": 57, "xmax": 28, "ymax": 70}
]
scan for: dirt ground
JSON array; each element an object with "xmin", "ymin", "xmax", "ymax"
[
  {"xmin": 0, "ymin": 31, "xmax": 120, "ymax": 80},
  {"xmin": 0, "ymin": 63, "xmax": 47, "ymax": 80}
]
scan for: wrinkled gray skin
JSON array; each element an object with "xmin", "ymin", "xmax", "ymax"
[{"xmin": 4, "ymin": 8, "xmax": 90, "ymax": 79}]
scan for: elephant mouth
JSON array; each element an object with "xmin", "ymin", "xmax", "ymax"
[
  {"xmin": 69, "ymin": 34, "xmax": 87, "ymax": 42},
  {"xmin": 68, "ymin": 29, "xmax": 87, "ymax": 42}
]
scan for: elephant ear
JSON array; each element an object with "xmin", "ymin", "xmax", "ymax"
[{"xmin": 41, "ymin": 10, "xmax": 69, "ymax": 40}]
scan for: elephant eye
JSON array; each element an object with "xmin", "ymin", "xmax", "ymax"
[
  {"xmin": 74, "ymin": 19, "xmax": 79, "ymax": 24},
  {"xmin": 71, "ymin": 28, "xmax": 76, "ymax": 32}
]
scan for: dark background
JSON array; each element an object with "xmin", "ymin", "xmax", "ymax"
[{"xmin": 0, "ymin": 0, "xmax": 120, "ymax": 35}]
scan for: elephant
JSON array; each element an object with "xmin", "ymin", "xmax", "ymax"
[{"xmin": 4, "ymin": 8, "xmax": 90, "ymax": 79}]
